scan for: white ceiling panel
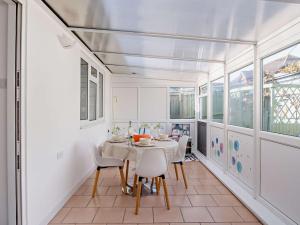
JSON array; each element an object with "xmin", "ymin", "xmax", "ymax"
[
  {"xmin": 45, "ymin": 0, "xmax": 300, "ymax": 40},
  {"xmin": 76, "ymin": 31, "xmax": 233, "ymax": 60},
  {"xmin": 43, "ymin": 0, "xmax": 300, "ymax": 75}
]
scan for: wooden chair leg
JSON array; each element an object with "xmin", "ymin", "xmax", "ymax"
[
  {"xmin": 135, "ymin": 178, "xmax": 142, "ymax": 215},
  {"xmin": 174, "ymin": 163, "xmax": 179, "ymax": 180},
  {"xmin": 155, "ymin": 177, "xmax": 160, "ymax": 195},
  {"xmin": 180, "ymin": 162, "xmax": 188, "ymax": 189},
  {"xmin": 119, "ymin": 166, "xmax": 126, "ymax": 192},
  {"xmin": 92, "ymin": 167, "xmax": 100, "ymax": 198},
  {"xmin": 133, "ymin": 174, "xmax": 138, "ymax": 195},
  {"xmin": 161, "ymin": 175, "xmax": 170, "ymax": 210},
  {"xmin": 125, "ymin": 160, "xmax": 129, "ymax": 184}
]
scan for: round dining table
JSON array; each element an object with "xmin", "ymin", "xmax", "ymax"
[
  {"xmin": 102, "ymin": 139, "xmax": 179, "ymax": 163},
  {"xmin": 102, "ymin": 139, "xmax": 179, "ymax": 195}
]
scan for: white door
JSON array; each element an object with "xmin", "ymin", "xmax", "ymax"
[
  {"xmin": 0, "ymin": 0, "xmax": 21, "ymax": 225},
  {"xmin": 0, "ymin": 2, "xmax": 9, "ymax": 224}
]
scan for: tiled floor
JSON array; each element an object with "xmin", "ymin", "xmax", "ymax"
[{"xmin": 48, "ymin": 161, "xmax": 261, "ymax": 225}]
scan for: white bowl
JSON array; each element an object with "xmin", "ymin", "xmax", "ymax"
[
  {"xmin": 159, "ymin": 134, "xmax": 168, "ymax": 140},
  {"xmin": 112, "ymin": 135, "xmax": 123, "ymax": 141},
  {"xmin": 139, "ymin": 138, "xmax": 151, "ymax": 145}
]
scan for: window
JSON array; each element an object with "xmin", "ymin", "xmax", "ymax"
[
  {"xmin": 262, "ymin": 43, "xmax": 300, "ymax": 137},
  {"xmin": 169, "ymin": 87, "xmax": 195, "ymax": 119},
  {"xmin": 211, "ymin": 77, "xmax": 224, "ymax": 123},
  {"xmin": 80, "ymin": 58, "xmax": 104, "ymax": 123},
  {"xmin": 199, "ymin": 85, "xmax": 208, "ymax": 120},
  {"xmin": 98, "ymin": 72, "xmax": 104, "ymax": 118},
  {"xmin": 91, "ymin": 66, "xmax": 97, "ymax": 78},
  {"xmin": 89, "ymin": 81, "xmax": 97, "ymax": 121},
  {"xmin": 229, "ymin": 64, "xmax": 253, "ymax": 128},
  {"xmin": 80, "ymin": 59, "xmax": 88, "ymax": 120}
]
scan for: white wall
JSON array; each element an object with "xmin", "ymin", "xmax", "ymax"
[
  {"xmin": 205, "ymin": 16, "xmax": 300, "ymax": 225},
  {"xmin": 112, "ymin": 87, "xmax": 138, "ymax": 122},
  {"xmin": 111, "ymin": 74, "xmax": 197, "ymax": 150},
  {"xmin": 0, "ymin": 2, "xmax": 8, "ymax": 225},
  {"xmin": 24, "ymin": 1, "xmax": 112, "ymax": 225},
  {"xmin": 261, "ymin": 140, "xmax": 300, "ymax": 224}
]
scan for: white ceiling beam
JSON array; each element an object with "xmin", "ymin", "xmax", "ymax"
[
  {"xmin": 69, "ymin": 26, "xmax": 256, "ymax": 45},
  {"xmin": 94, "ymin": 51, "xmax": 225, "ymax": 64},
  {"xmin": 262, "ymin": 0, "xmax": 300, "ymax": 4},
  {"xmin": 107, "ymin": 64, "xmax": 209, "ymax": 74}
]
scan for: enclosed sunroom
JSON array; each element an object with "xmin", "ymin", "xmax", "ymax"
[{"xmin": 1, "ymin": 0, "xmax": 300, "ymax": 225}]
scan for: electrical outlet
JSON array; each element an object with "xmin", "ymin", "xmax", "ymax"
[{"xmin": 57, "ymin": 151, "xmax": 64, "ymax": 160}]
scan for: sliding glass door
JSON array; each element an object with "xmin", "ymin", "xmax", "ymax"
[{"xmin": 0, "ymin": 0, "xmax": 22, "ymax": 224}]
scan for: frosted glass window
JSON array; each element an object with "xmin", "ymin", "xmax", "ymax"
[
  {"xmin": 262, "ymin": 43, "xmax": 300, "ymax": 137},
  {"xmin": 169, "ymin": 87, "xmax": 195, "ymax": 119},
  {"xmin": 89, "ymin": 81, "xmax": 97, "ymax": 121},
  {"xmin": 98, "ymin": 72, "xmax": 103, "ymax": 118},
  {"xmin": 199, "ymin": 85, "xmax": 208, "ymax": 120},
  {"xmin": 140, "ymin": 88, "xmax": 167, "ymax": 121},
  {"xmin": 91, "ymin": 66, "xmax": 97, "ymax": 78},
  {"xmin": 211, "ymin": 77, "xmax": 224, "ymax": 123},
  {"xmin": 80, "ymin": 59, "xmax": 88, "ymax": 120},
  {"xmin": 229, "ymin": 64, "xmax": 253, "ymax": 128}
]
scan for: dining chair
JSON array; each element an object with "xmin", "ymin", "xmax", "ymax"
[
  {"xmin": 91, "ymin": 145, "xmax": 126, "ymax": 197},
  {"xmin": 134, "ymin": 148, "xmax": 170, "ymax": 215},
  {"xmin": 171, "ymin": 135, "xmax": 189, "ymax": 189}
]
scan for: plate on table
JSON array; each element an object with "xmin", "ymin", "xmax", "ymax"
[
  {"xmin": 107, "ymin": 138, "xmax": 127, "ymax": 143},
  {"xmin": 155, "ymin": 137, "xmax": 172, "ymax": 141},
  {"xmin": 134, "ymin": 142, "xmax": 156, "ymax": 147}
]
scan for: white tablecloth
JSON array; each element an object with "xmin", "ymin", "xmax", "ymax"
[{"xmin": 102, "ymin": 140, "xmax": 179, "ymax": 163}]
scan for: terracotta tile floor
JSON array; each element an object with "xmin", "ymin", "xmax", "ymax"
[{"xmin": 48, "ymin": 161, "xmax": 261, "ymax": 225}]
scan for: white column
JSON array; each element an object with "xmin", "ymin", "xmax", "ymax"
[
  {"xmin": 206, "ymin": 75, "xmax": 211, "ymax": 159},
  {"xmin": 223, "ymin": 63, "xmax": 229, "ymax": 172},
  {"xmin": 253, "ymin": 44, "xmax": 260, "ymax": 199}
]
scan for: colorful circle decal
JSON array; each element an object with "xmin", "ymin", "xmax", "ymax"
[
  {"xmin": 237, "ymin": 161, "xmax": 242, "ymax": 173},
  {"xmin": 216, "ymin": 138, "xmax": 219, "ymax": 144},
  {"xmin": 234, "ymin": 140, "xmax": 240, "ymax": 151},
  {"xmin": 220, "ymin": 143, "xmax": 224, "ymax": 153},
  {"xmin": 231, "ymin": 156, "xmax": 236, "ymax": 165},
  {"xmin": 211, "ymin": 140, "xmax": 214, "ymax": 148}
]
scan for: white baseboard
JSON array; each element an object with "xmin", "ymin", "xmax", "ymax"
[
  {"xmin": 197, "ymin": 154, "xmax": 294, "ymax": 225},
  {"xmin": 40, "ymin": 166, "xmax": 95, "ymax": 225}
]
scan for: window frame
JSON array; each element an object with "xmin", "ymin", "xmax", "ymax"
[
  {"xmin": 168, "ymin": 86, "xmax": 196, "ymax": 121},
  {"xmin": 89, "ymin": 79, "xmax": 97, "ymax": 121},
  {"xmin": 80, "ymin": 58, "xmax": 89, "ymax": 121},
  {"xmin": 80, "ymin": 54, "xmax": 105, "ymax": 129},
  {"xmin": 98, "ymin": 72, "xmax": 104, "ymax": 119},
  {"xmin": 261, "ymin": 41, "xmax": 300, "ymax": 137},
  {"xmin": 211, "ymin": 76, "xmax": 225, "ymax": 124},
  {"xmin": 199, "ymin": 84, "xmax": 208, "ymax": 121},
  {"xmin": 228, "ymin": 63, "xmax": 254, "ymax": 129}
]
